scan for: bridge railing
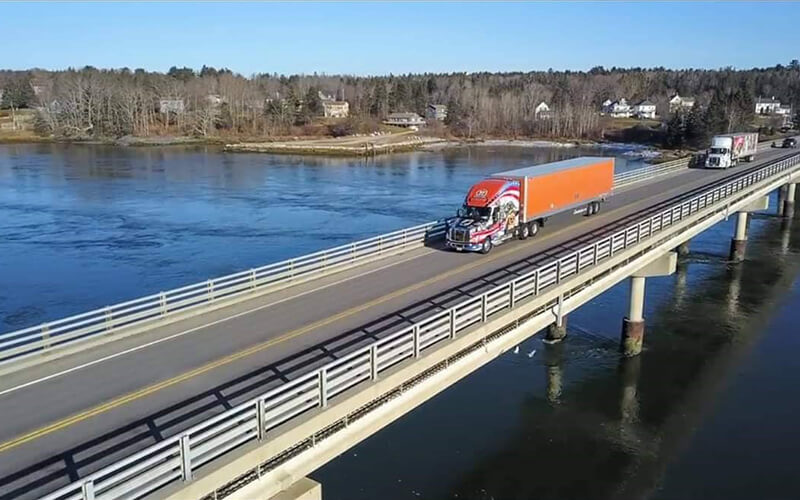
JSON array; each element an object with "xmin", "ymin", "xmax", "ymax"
[
  {"xmin": 613, "ymin": 157, "xmax": 689, "ymax": 188},
  {"xmin": 0, "ymin": 220, "xmax": 447, "ymax": 368},
  {"xmin": 41, "ymin": 153, "xmax": 800, "ymax": 500}
]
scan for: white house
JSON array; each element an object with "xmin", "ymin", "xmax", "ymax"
[
  {"xmin": 776, "ymin": 105, "xmax": 792, "ymax": 116},
  {"xmin": 603, "ymin": 98, "xmax": 632, "ymax": 118},
  {"xmin": 534, "ymin": 101, "xmax": 553, "ymax": 119},
  {"xmin": 755, "ymin": 96, "xmax": 782, "ymax": 114},
  {"xmin": 669, "ymin": 94, "xmax": 695, "ymax": 113},
  {"xmin": 318, "ymin": 90, "xmax": 350, "ymax": 118},
  {"xmin": 633, "ymin": 99, "xmax": 657, "ymax": 119},
  {"xmin": 383, "ymin": 112, "xmax": 425, "ymax": 127}
]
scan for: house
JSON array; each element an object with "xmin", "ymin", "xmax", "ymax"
[
  {"xmin": 776, "ymin": 105, "xmax": 792, "ymax": 116},
  {"xmin": 318, "ymin": 90, "xmax": 349, "ymax": 118},
  {"xmin": 426, "ymin": 104, "xmax": 447, "ymax": 121},
  {"xmin": 633, "ymin": 99, "xmax": 657, "ymax": 119},
  {"xmin": 603, "ymin": 98, "xmax": 632, "ymax": 118},
  {"xmin": 755, "ymin": 96, "xmax": 781, "ymax": 114},
  {"xmin": 534, "ymin": 101, "xmax": 553, "ymax": 119},
  {"xmin": 322, "ymin": 100, "xmax": 350, "ymax": 118},
  {"xmin": 383, "ymin": 112, "xmax": 426, "ymax": 127},
  {"xmin": 159, "ymin": 98, "xmax": 185, "ymax": 114},
  {"xmin": 669, "ymin": 94, "xmax": 695, "ymax": 113}
]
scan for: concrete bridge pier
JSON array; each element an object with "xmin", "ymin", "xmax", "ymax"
[
  {"xmin": 777, "ymin": 185, "xmax": 787, "ymax": 217},
  {"xmin": 676, "ymin": 240, "xmax": 690, "ymax": 258},
  {"xmin": 729, "ymin": 196, "xmax": 770, "ymax": 262},
  {"xmin": 783, "ymin": 183, "xmax": 797, "ymax": 217},
  {"xmin": 620, "ymin": 252, "xmax": 677, "ymax": 357},
  {"xmin": 545, "ymin": 314, "xmax": 567, "ymax": 343},
  {"xmin": 544, "ymin": 342, "xmax": 565, "ymax": 405},
  {"xmin": 267, "ymin": 478, "xmax": 321, "ymax": 500}
]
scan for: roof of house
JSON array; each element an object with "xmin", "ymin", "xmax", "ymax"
[
  {"xmin": 428, "ymin": 104, "xmax": 447, "ymax": 110},
  {"xmin": 492, "ymin": 156, "xmax": 614, "ymax": 179},
  {"xmin": 756, "ymin": 96, "xmax": 780, "ymax": 104},
  {"xmin": 635, "ymin": 99, "xmax": 655, "ymax": 106}
]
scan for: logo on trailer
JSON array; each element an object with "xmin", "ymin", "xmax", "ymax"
[{"xmin": 474, "ymin": 189, "xmax": 488, "ymax": 199}]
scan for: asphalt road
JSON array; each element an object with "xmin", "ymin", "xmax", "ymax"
[{"xmin": 0, "ymin": 144, "xmax": 796, "ymax": 498}]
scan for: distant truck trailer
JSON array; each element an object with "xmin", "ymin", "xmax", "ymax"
[
  {"xmin": 446, "ymin": 157, "xmax": 615, "ymax": 253},
  {"xmin": 705, "ymin": 132, "xmax": 758, "ymax": 169}
]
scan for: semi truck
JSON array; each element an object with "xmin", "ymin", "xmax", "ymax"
[
  {"xmin": 446, "ymin": 157, "xmax": 615, "ymax": 253},
  {"xmin": 705, "ymin": 132, "xmax": 758, "ymax": 169}
]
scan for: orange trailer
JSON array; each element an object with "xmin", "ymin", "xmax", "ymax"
[{"xmin": 491, "ymin": 156, "xmax": 614, "ymax": 223}]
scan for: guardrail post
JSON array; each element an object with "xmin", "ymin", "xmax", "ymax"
[
  {"xmin": 370, "ymin": 344, "xmax": 379, "ymax": 380},
  {"xmin": 534, "ymin": 269, "xmax": 541, "ymax": 295},
  {"xmin": 593, "ymin": 242, "xmax": 599, "ymax": 265},
  {"xmin": 256, "ymin": 398, "xmax": 266, "ymax": 441},
  {"xmin": 555, "ymin": 260, "xmax": 562, "ymax": 283},
  {"xmin": 250, "ymin": 269, "xmax": 257, "ymax": 289},
  {"xmin": 351, "ymin": 243, "xmax": 356, "ymax": 262},
  {"xmin": 289, "ymin": 259, "xmax": 295, "ymax": 279},
  {"xmin": 481, "ymin": 294, "xmax": 488, "ymax": 322},
  {"xmin": 41, "ymin": 323, "xmax": 51, "ymax": 350},
  {"xmin": 449, "ymin": 308, "xmax": 457, "ymax": 338},
  {"xmin": 81, "ymin": 480, "xmax": 96, "ymax": 500},
  {"xmin": 104, "ymin": 307, "xmax": 113, "ymax": 331},
  {"xmin": 413, "ymin": 325, "xmax": 421, "ymax": 358},
  {"xmin": 180, "ymin": 434, "xmax": 192, "ymax": 482},
  {"xmin": 508, "ymin": 280, "xmax": 516, "ymax": 308},
  {"xmin": 379, "ymin": 235, "xmax": 384, "ymax": 254},
  {"xmin": 207, "ymin": 280, "xmax": 214, "ymax": 301},
  {"xmin": 319, "ymin": 369, "xmax": 328, "ymax": 408},
  {"xmin": 159, "ymin": 292, "xmax": 167, "ymax": 316},
  {"xmin": 403, "ymin": 229, "xmax": 408, "ymax": 246},
  {"xmin": 575, "ymin": 252, "xmax": 582, "ymax": 274}
]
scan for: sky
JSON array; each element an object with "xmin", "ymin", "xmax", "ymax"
[{"xmin": 2, "ymin": 1, "xmax": 799, "ymax": 75}]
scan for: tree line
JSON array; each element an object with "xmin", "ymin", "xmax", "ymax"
[{"xmin": 1, "ymin": 61, "xmax": 799, "ymax": 145}]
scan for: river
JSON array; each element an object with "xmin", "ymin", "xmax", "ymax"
[{"xmin": 1, "ymin": 143, "xmax": 798, "ymax": 499}]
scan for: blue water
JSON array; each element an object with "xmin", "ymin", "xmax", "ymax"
[{"xmin": 0, "ymin": 143, "xmax": 642, "ymax": 330}]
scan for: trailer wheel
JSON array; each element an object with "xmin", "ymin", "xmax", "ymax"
[
  {"xmin": 529, "ymin": 221, "xmax": 540, "ymax": 237},
  {"xmin": 518, "ymin": 223, "xmax": 530, "ymax": 240},
  {"xmin": 480, "ymin": 238, "xmax": 493, "ymax": 254},
  {"xmin": 592, "ymin": 201, "xmax": 601, "ymax": 215}
]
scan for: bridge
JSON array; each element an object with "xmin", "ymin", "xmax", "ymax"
[{"xmin": 1, "ymin": 141, "xmax": 798, "ymax": 500}]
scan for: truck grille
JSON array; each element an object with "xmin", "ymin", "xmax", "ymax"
[{"xmin": 450, "ymin": 228, "xmax": 469, "ymax": 242}]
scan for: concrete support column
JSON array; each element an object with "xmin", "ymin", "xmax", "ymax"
[
  {"xmin": 729, "ymin": 211, "xmax": 748, "ymax": 262},
  {"xmin": 267, "ymin": 478, "xmax": 321, "ymax": 500},
  {"xmin": 620, "ymin": 252, "xmax": 677, "ymax": 357},
  {"xmin": 676, "ymin": 240, "xmax": 690, "ymax": 258},
  {"xmin": 784, "ymin": 183, "xmax": 797, "ymax": 218},
  {"xmin": 544, "ymin": 342, "xmax": 564, "ymax": 405},
  {"xmin": 545, "ymin": 314, "xmax": 567, "ymax": 343},
  {"xmin": 777, "ymin": 185, "xmax": 787, "ymax": 217}
]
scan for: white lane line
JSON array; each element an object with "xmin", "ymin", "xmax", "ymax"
[{"xmin": 0, "ymin": 248, "xmax": 436, "ymax": 398}]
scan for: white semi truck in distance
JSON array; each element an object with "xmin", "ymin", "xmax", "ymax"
[{"xmin": 705, "ymin": 132, "xmax": 758, "ymax": 169}]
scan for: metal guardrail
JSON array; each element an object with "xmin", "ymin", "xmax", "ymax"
[
  {"xmin": 41, "ymin": 153, "xmax": 800, "ymax": 500},
  {"xmin": 0, "ymin": 221, "xmax": 446, "ymax": 367},
  {"xmin": 0, "ymin": 141, "xmax": 780, "ymax": 368},
  {"xmin": 613, "ymin": 157, "xmax": 689, "ymax": 188}
]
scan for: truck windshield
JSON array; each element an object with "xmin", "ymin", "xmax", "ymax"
[
  {"xmin": 709, "ymin": 148, "xmax": 728, "ymax": 155},
  {"xmin": 463, "ymin": 206, "xmax": 491, "ymax": 220}
]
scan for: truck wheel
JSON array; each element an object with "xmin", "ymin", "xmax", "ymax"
[
  {"xmin": 518, "ymin": 223, "xmax": 530, "ymax": 240},
  {"xmin": 480, "ymin": 238, "xmax": 493, "ymax": 254},
  {"xmin": 528, "ymin": 221, "xmax": 540, "ymax": 237},
  {"xmin": 592, "ymin": 201, "xmax": 601, "ymax": 215}
]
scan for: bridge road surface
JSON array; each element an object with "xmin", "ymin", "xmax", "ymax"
[{"xmin": 0, "ymin": 143, "xmax": 795, "ymax": 497}]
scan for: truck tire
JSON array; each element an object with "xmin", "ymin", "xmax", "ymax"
[
  {"xmin": 592, "ymin": 201, "xmax": 601, "ymax": 215},
  {"xmin": 529, "ymin": 221, "xmax": 540, "ymax": 237},
  {"xmin": 480, "ymin": 238, "xmax": 493, "ymax": 254},
  {"xmin": 518, "ymin": 223, "xmax": 530, "ymax": 240}
]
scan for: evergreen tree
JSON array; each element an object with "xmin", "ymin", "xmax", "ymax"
[
  {"xmin": 665, "ymin": 112, "xmax": 686, "ymax": 148},
  {"xmin": 705, "ymin": 89, "xmax": 728, "ymax": 135},
  {"xmin": 304, "ymin": 86, "xmax": 322, "ymax": 117},
  {"xmin": 684, "ymin": 105, "xmax": 708, "ymax": 149},
  {"xmin": 1, "ymin": 73, "xmax": 35, "ymax": 109}
]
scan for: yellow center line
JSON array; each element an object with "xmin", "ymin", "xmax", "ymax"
[{"xmin": 0, "ymin": 185, "xmax": 677, "ymax": 454}]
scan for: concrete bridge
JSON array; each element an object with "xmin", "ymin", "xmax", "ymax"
[{"xmin": 0, "ymin": 142, "xmax": 799, "ymax": 500}]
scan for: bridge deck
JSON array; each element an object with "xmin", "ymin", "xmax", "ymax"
[{"xmin": 0, "ymin": 145, "xmax": 793, "ymax": 497}]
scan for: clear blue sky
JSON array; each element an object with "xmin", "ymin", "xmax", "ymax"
[{"xmin": 2, "ymin": 2, "xmax": 798, "ymax": 75}]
